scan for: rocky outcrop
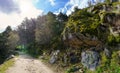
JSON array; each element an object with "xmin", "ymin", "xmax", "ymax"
[
  {"xmin": 102, "ymin": 13, "xmax": 120, "ymax": 36},
  {"xmin": 63, "ymin": 33, "xmax": 102, "ymax": 48},
  {"xmin": 60, "ymin": 1, "xmax": 120, "ymax": 72}
]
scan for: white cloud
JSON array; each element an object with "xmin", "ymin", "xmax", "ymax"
[
  {"xmin": 66, "ymin": 0, "xmax": 89, "ymax": 15},
  {"xmin": 34, "ymin": 0, "xmax": 39, "ymax": 3},
  {"xmin": 57, "ymin": 0, "xmax": 104, "ymax": 16},
  {"xmin": 56, "ymin": 0, "xmax": 91, "ymax": 16},
  {"xmin": 0, "ymin": 0, "xmax": 43, "ymax": 32},
  {"xmin": 49, "ymin": 0, "xmax": 56, "ymax": 6}
]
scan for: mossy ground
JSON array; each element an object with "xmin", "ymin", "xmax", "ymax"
[{"xmin": 0, "ymin": 59, "xmax": 14, "ymax": 73}]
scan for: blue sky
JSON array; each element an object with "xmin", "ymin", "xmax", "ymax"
[
  {"xmin": 34, "ymin": 0, "xmax": 68, "ymax": 13},
  {"xmin": 34, "ymin": 0, "xmax": 93, "ymax": 14},
  {"xmin": 0, "ymin": 0, "xmax": 104, "ymax": 32},
  {"xmin": 33, "ymin": 0, "xmax": 104, "ymax": 15}
]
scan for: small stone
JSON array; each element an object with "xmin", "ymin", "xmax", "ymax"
[
  {"xmin": 104, "ymin": 48, "xmax": 111, "ymax": 58},
  {"xmin": 79, "ymin": 69, "xmax": 83, "ymax": 73},
  {"xmin": 49, "ymin": 50, "xmax": 60, "ymax": 64}
]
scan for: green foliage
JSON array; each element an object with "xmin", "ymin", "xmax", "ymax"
[
  {"xmin": 105, "ymin": 0, "xmax": 111, "ymax": 4},
  {"xmin": 7, "ymin": 31, "xmax": 19, "ymax": 51},
  {"xmin": 29, "ymin": 12, "xmax": 67, "ymax": 57},
  {"xmin": 65, "ymin": 66, "xmax": 79, "ymax": 73},
  {"xmin": 3, "ymin": 26, "xmax": 12, "ymax": 37},
  {"xmin": 27, "ymin": 42, "xmax": 43, "ymax": 58},
  {"xmin": 107, "ymin": 34, "xmax": 120, "ymax": 46},
  {"xmin": 0, "ymin": 34, "xmax": 8, "ymax": 62},
  {"xmin": 63, "ymin": 8, "xmax": 100, "ymax": 36},
  {"xmin": 110, "ymin": 51, "xmax": 120, "ymax": 67},
  {"xmin": 96, "ymin": 52, "xmax": 110, "ymax": 73},
  {"xmin": 0, "ymin": 26, "xmax": 13, "ymax": 64}
]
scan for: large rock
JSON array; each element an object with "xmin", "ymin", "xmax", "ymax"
[
  {"xmin": 64, "ymin": 33, "xmax": 102, "ymax": 48},
  {"xmin": 81, "ymin": 51, "xmax": 100, "ymax": 71},
  {"xmin": 6, "ymin": 55, "xmax": 15, "ymax": 61}
]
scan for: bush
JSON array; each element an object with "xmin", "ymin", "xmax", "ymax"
[
  {"xmin": 27, "ymin": 42, "xmax": 43, "ymax": 58},
  {"xmin": 107, "ymin": 35, "xmax": 120, "ymax": 46}
]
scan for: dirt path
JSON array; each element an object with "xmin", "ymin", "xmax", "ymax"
[{"xmin": 6, "ymin": 54, "xmax": 55, "ymax": 73}]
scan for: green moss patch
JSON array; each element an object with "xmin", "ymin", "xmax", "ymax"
[{"xmin": 0, "ymin": 59, "xmax": 14, "ymax": 73}]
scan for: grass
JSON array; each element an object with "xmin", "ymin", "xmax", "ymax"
[{"xmin": 0, "ymin": 59, "xmax": 14, "ymax": 73}]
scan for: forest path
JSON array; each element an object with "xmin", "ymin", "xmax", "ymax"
[{"xmin": 6, "ymin": 54, "xmax": 55, "ymax": 73}]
